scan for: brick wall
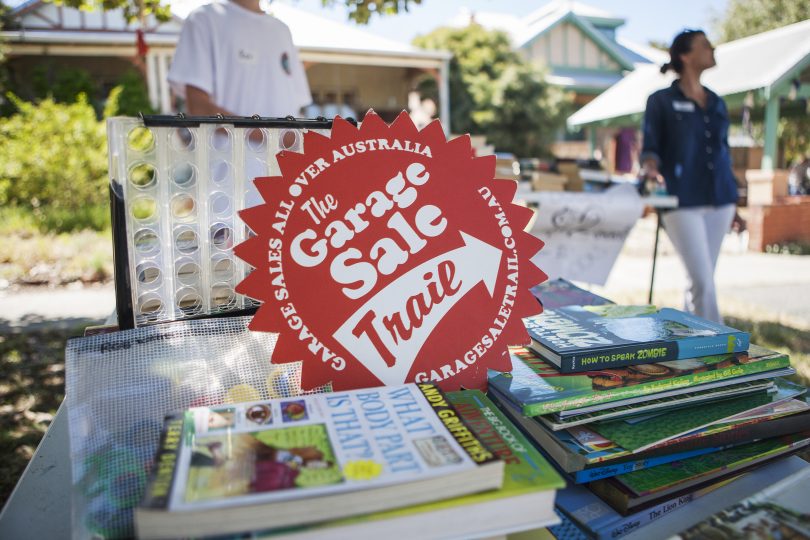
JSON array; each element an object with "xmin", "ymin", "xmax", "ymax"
[{"xmin": 747, "ymin": 196, "xmax": 810, "ymax": 251}]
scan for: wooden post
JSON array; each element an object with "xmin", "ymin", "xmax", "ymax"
[{"xmin": 762, "ymin": 95, "xmax": 779, "ymax": 171}]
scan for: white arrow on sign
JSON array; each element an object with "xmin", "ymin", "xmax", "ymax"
[{"xmin": 333, "ymin": 231, "xmax": 503, "ymax": 385}]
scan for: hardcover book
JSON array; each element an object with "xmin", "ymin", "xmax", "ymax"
[
  {"xmin": 529, "ymin": 278, "xmax": 613, "ymax": 310},
  {"xmin": 557, "ymin": 455, "xmax": 810, "ymax": 540},
  {"xmin": 490, "ymin": 389, "xmax": 735, "ymax": 483},
  {"xmin": 539, "ymin": 379, "xmax": 774, "ymax": 431},
  {"xmin": 586, "ymin": 379, "xmax": 806, "ymax": 453},
  {"xmin": 135, "ymin": 383, "xmax": 504, "ymax": 539},
  {"xmin": 251, "ymin": 390, "xmax": 564, "ymax": 540},
  {"xmin": 588, "ymin": 432, "xmax": 810, "ymax": 514},
  {"xmin": 674, "ymin": 463, "xmax": 810, "ymax": 539},
  {"xmin": 488, "ymin": 344, "xmax": 792, "ymax": 417},
  {"xmin": 493, "ymin": 386, "xmax": 810, "ymax": 485},
  {"xmin": 524, "ymin": 305, "xmax": 749, "ymax": 373}
]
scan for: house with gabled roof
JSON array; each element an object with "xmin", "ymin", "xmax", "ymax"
[
  {"xmin": 569, "ymin": 19, "xmax": 810, "ymax": 171},
  {"xmin": 449, "ymin": 0, "xmax": 659, "ymax": 108},
  {"xmin": 1, "ymin": 0, "xmax": 451, "ymax": 124}
]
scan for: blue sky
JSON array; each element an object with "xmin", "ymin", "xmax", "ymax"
[{"xmin": 281, "ymin": 0, "xmax": 730, "ymax": 47}]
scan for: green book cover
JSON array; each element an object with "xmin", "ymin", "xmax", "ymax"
[
  {"xmin": 525, "ymin": 305, "xmax": 749, "ymax": 373},
  {"xmin": 540, "ymin": 379, "xmax": 773, "ymax": 431},
  {"xmin": 254, "ymin": 390, "xmax": 565, "ymax": 537},
  {"xmin": 588, "ymin": 379, "xmax": 807, "ymax": 452},
  {"xmin": 488, "ymin": 344, "xmax": 791, "ymax": 417},
  {"xmin": 608, "ymin": 432, "xmax": 810, "ymax": 497}
]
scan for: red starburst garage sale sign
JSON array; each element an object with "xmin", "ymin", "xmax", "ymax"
[{"xmin": 236, "ymin": 112, "xmax": 546, "ymax": 391}]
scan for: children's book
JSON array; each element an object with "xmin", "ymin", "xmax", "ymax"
[
  {"xmin": 673, "ymin": 463, "xmax": 810, "ymax": 540},
  {"xmin": 588, "ymin": 432, "xmax": 810, "ymax": 514},
  {"xmin": 488, "ymin": 344, "xmax": 792, "ymax": 417},
  {"xmin": 489, "ymin": 388, "xmax": 810, "ymax": 484},
  {"xmin": 249, "ymin": 390, "xmax": 564, "ymax": 540},
  {"xmin": 490, "ymin": 389, "xmax": 734, "ymax": 483},
  {"xmin": 587, "ymin": 379, "xmax": 806, "ymax": 453},
  {"xmin": 135, "ymin": 383, "xmax": 504, "ymax": 539},
  {"xmin": 538, "ymin": 379, "xmax": 773, "ymax": 431},
  {"xmin": 529, "ymin": 278, "xmax": 613, "ymax": 310},
  {"xmin": 557, "ymin": 455, "xmax": 810, "ymax": 540},
  {"xmin": 524, "ymin": 305, "xmax": 749, "ymax": 373}
]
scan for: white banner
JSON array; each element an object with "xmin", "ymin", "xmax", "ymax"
[{"xmin": 525, "ymin": 184, "xmax": 643, "ymax": 286}]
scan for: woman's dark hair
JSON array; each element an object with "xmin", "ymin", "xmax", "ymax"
[{"xmin": 661, "ymin": 29, "xmax": 705, "ymax": 74}]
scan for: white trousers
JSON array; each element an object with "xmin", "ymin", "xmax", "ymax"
[{"xmin": 660, "ymin": 204, "xmax": 736, "ymax": 323}]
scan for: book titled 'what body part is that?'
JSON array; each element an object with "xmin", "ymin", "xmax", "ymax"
[
  {"xmin": 525, "ymin": 305, "xmax": 749, "ymax": 373},
  {"xmin": 246, "ymin": 390, "xmax": 564, "ymax": 540},
  {"xmin": 135, "ymin": 383, "xmax": 504, "ymax": 539}
]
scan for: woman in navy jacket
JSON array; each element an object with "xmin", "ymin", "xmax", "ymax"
[{"xmin": 641, "ymin": 29, "xmax": 740, "ymax": 323}]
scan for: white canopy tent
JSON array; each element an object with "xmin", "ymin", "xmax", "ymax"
[{"xmin": 567, "ymin": 20, "xmax": 810, "ymax": 170}]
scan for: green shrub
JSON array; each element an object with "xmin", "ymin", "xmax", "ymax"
[
  {"xmin": 0, "ymin": 205, "xmax": 40, "ymax": 236},
  {"xmin": 31, "ymin": 63, "xmax": 98, "ymax": 105},
  {"xmin": 765, "ymin": 242, "xmax": 810, "ymax": 256},
  {"xmin": 0, "ymin": 93, "xmax": 109, "ymax": 231},
  {"xmin": 111, "ymin": 70, "xmax": 156, "ymax": 117}
]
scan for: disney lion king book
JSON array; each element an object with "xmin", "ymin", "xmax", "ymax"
[{"xmin": 135, "ymin": 383, "xmax": 504, "ymax": 539}]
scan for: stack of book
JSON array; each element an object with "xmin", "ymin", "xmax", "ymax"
[
  {"xmin": 489, "ymin": 279, "xmax": 810, "ymax": 539},
  {"xmin": 134, "ymin": 383, "xmax": 564, "ymax": 539}
]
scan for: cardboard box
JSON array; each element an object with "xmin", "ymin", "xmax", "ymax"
[
  {"xmin": 746, "ymin": 169, "xmax": 789, "ymax": 206},
  {"xmin": 531, "ymin": 171, "xmax": 567, "ymax": 192},
  {"xmin": 556, "ymin": 162, "xmax": 584, "ymax": 192}
]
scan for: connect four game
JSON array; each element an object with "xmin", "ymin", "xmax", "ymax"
[{"xmin": 106, "ymin": 115, "xmax": 337, "ymax": 328}]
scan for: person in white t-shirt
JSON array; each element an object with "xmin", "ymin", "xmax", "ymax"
[{"xmin": 168, "ymin": 0, "xmax": 312, "ymax": 117}]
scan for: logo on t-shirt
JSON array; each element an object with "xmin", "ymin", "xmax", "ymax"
[
  {"xmin": 238, "ymin": 48, "xmax": 256, "ymax": 64},
  {"xmin": 281, "ymin": 52, "xmax": 291, "ymax": 75}
]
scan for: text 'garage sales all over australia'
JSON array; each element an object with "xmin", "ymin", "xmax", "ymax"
[{"xmin": 236, "ymin": 112, "xmax": 547, "ymax": 391}]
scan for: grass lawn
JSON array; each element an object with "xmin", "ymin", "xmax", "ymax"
[
  {"xmin": 0, "ymin": 325, "xmax": 84, "ymax": 505},
  {"xmin": 0, "ymin": 229, "xmax": 113, "ymax": 287},
  {"xmin": 1, "ymin": 318, "xmax": 809, "ymax": 509}
]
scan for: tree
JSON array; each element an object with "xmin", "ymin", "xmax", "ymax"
[
  {"xmin": 414, "ymin": 24, "xmax": 569, "ymax": 157},
  {"xmin": 713, "ymin": 0, "xmax": 810, "ymax": 42},
  {"xmin": 48, "ymin": 0, "xmax": 421, "ymax": 23}
]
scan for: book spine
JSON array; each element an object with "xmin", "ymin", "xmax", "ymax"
[
  {"xmin": 645, "ymin": 410, "xmax": 810, "ymax": 457},
  {"xmin": 574, "ymin": 446, "xmax": 721, "ymax": 484},
  {"xmin": 676, "ymin": 332, "xmax": 750, "ymax": 359},
  {"xmin": 521, "ymin": 355, "xmax": 790, "ymax": 417},
  {"xmin": 447, "ymin": 390, "xmax": 565, "ymax": 491},
  {"xmin": 139, "ymin": 413, "xmax": 186, "ymax": 509},
  {"xmin": 488, "ymin": 388, "xmax": 583, "ymax": 472},
  {"xmin": 416, "ymin": 383, "xmax": 498, "ymax": 466},
  {"xmin": 595, "ymin": 490, "xmax": 699, "ymax": 540},
  {"xmin": 561, "ymin": 341, "xmax": 677, "ymax": 373}
]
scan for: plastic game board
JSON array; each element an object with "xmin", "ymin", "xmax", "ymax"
[{"xmin": 106, "ymin": 115, "xmax": 337, "ymax": 328}]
